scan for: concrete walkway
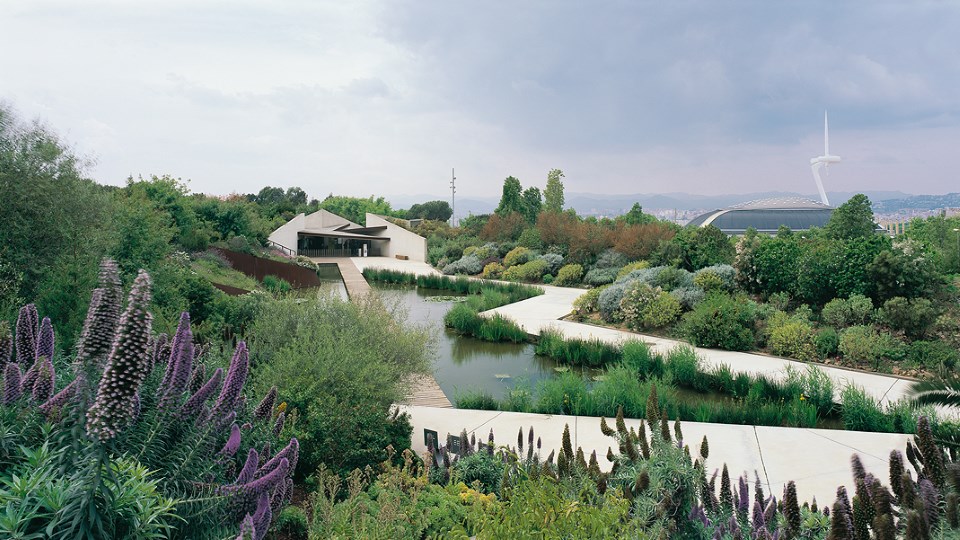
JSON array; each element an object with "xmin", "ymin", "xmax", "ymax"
[
  {"xmin": 484, "ymin": 282, "xmax": 920, "ymax": 407},
  {"xmin": 314, "ymin": 257, "xmax": 372, "ymax": 298},
  {"xmin": 402, "ymin": 404, "xmax": 909, "ymax": 506}
]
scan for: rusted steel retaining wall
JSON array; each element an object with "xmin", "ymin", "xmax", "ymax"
[{"xmin": 215, "ymin": 248, "xmax": 320, "ymax": 289}]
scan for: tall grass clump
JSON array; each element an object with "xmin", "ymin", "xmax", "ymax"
[
  {"xmin": 534, "ymin": 329, "xmax": 620, "ymax": 368},
  {"xmin": 620, "ymin": 340, "xmax": 663, "ymax": 379},
  {"xmin": 840, "ymin": 385, "xmax": 890, "ymax": 432},
  {"xmin": 455, "ymin": 389, "xmax": 499, "ymax": 410}
]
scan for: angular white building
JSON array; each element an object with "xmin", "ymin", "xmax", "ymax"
[{"xmin": 268, "ymin": 209, "xmax": 428, "ymax": 261}]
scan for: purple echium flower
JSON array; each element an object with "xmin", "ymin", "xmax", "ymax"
[
  {"xmin": 76, "ymin": 260, "xmax": 123, "ymax": 373},
  {"xmin": 236, "ymin": 448, "xmax": 260, "ymax": 485},
  {"xmin": 256, "ymin": 438, "xmax": 299, "ymax": 479},
  {"xmin": 220, "ymin": 423, "xmax": 242, "ymax": 456},
  {"xmin": 188, "ymin": 364, "xmax": 206, "ymax": 395},
  {"xmin": 20, "ymin": 356, "xmax": 41, "ymax": 395},
  {"xmin": 737, "ymin": 475, "xmax": 749, "ymax": 517},
  {"xmin": 223, "ymin": 457, "xmax": 289, "ymax": 516},
  {"xmin": 151, "ymin": 333, "xmax": 169, "ymax": 373},
  {"xmin": 235, "ymin": 515, "xmax": 255, "ymax": 540},
  {"xmin": 251, "ymin": 493, "xmax": 271, "ymax": 540},
  {"xmin": 180, "ymin": 368, "xmax": 223, "ymax": 419},
  {"xmin": 36, "ymin": 317, "xmax": 54, "ymax": 363},
  {"xmin": 209, "ymin": 342, "xmax": 249, "ymax": 422},
  {"xmin": 271, "ymin": 412, "xmax": 285, "ymax": 437},
  {"xmin": 752, "ymin": 496, "xmax": 766, "ymax": 532},
  {"xmin": 3, "ymin": 363, "xmax": 23, "ymax": 404},
  {"xmin": 31, "ymin": 359, "xmax": 54, "ymax": 403},
  {"xmin": 259, "ymin": 442, "xmax": 271, "ymax": 465},
  {"xmin": 40, "ymin": 378, "xmax": 78, "ymax": 417},
  {"xmin": 15, "ymin": 304, "xmax": 39, "ymax": 366},
  {"xmin": 253, "ymin": 387, "xmax": 277, "ymax": 421},
  {"xmin": 86, "ymin": 271, "xmax": 153, "ymax": 442},
  {"xmin": 158, "ymin": 313, "xmax": 194, "ymax": 409}
]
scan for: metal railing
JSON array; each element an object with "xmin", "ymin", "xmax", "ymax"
[
  {"xmin": 298, "ymin": 247, "xmax": 381, "ymax": 258},
  {"xmin": 266, "ymin": 240, "xmax": 296, "ymax": 257}
]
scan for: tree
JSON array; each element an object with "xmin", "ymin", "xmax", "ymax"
[
  {"xmin": 285, "ymin": 186, "xmax": 307, "ymax": 206},
  {"xmin": 667, "ymin": 225, "xmax": 735, "ymax": 271},
  {"xmin": 320, "ymin": 195, "xmax": 397, "ymax": 225},
  {"xmin": 521, "ymin": 187, "xmax": 542, "ymax": 223},
  {"xmin": 825, "ymin": 194, "xmax": 877, "ymax": 240},
  {"xmin": 495, "ymin": 176, "xmax": 524, "ymax": 216},
  {"xmin": 407, "ymin": 200, "xmax": 452, "ymax": 222},
  {"xmin": 620, "ymin": 203, "xmax": 656, "ymax": 226},
  {"xmin": 544, "ymin": 168, "xmax": 565, "ymax": 213}
]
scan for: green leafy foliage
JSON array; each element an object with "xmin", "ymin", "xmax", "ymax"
[
  {"xmin": 680, "ymin": 293, "xmax": 756, "ymax": 351},
  {"xmin": 554, "ymin": 264, "xmax": 583, "ymax": 286}
]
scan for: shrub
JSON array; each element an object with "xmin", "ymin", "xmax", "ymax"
[
  {"xmin": 517, "ymin": 228, "xmax": 543, "ymax": 250},
  {"xmin": 680, "ymin": 293, "xmax": 756, "ymax": 351},
  {"xmin": 594, "ymin": 249, "xmax": 628, "ymax": 269},
  {"xmin": 502, "ymin": 259, "xmax": 549, "ymax": 282},
  {"xmin": 274, "ymin": 507, "xmax": 309, "ymax": 540},
  {"xmin": 908, "ymin": 340, "xmax": 960, "ymax": 374},
  {"xmin": 692, "ymin": 270, "xmax": 723, "ymax": 292},
  {"xmin": 822, "ymin": 294, "xmax": 874, "ymax": 328},
  {"xmin": 652, "ymin": 266, "xmax": 693, "ymax": 291},
  {"xmin": 620, "ymin": 282, "xmax": 680, "ymax": 330},
  {"xmin": 839, "ymin": 325, "xmax": 881, "ymax": 366},
  {"xmin": 250, "ymin": 296, "xmax": 431, "ymax": 477},
  {"xmin": 538, "ymin": 253, "xmax": 564, "ymax": 275},
  {"xmin": 503, "ymin": 246, "xmax": 533, "ymax": 268},
  {"xmin": 880, "ymin": 296, "xmax": 939, "ymax": 339},
  {"xmin": 542, "ymin": 274, "xmax": 554, "ymax": 284},
  {"xmin": 572, "ymin": 286, "xmax": 604, "ymax": 319},
  {"xmin": 597, "ymin": 282, "xmax": 629, "ymax": 322},
  {"xmin": 769, "ymin": 321, "xmax": 817, "ymax": 361},
  {"xmin": 583, "ymin": 267, "xmax": 619, "ymax": 287},
  {"xmin": 442, "ymin": 255, "xmax": 483, "ymax": 275},
  {"xmin": 454, "ymin": 451, "xmax": 507, "ymax": 495},
  {"xmin": 456, "ymin": 390, "xmax": 499, "ymax": 410},
  {"xmin": 767, "ymin": 291, "xmax": 791, "ymax": 311},
  {"xmin": 616, "ymin": 260, "xmax": 651, "ymax": 280},
  {"xmin": 554, "ymin": 264, "xmax": 584, "ymax": 286},
  {"xmin": 814, "ymin": 328, "xmax": 840, "ymax": 358},
  {"xmin": 664, "ymin": 345, "xmax": 704, "ymax": 390},
  {"xmin": 481, "ymin": 262, "xmax": 504, "ymax": 279},
  {"xmin": 670, "ymin": 287, "xmax": 705, "ymax": 311},
  {"xmin": 693, "ymin": 264, "xmax": 736, "ymax": 291}
]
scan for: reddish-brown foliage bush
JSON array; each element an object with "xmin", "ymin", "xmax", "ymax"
[{"xmin": 480, "ymin": 212, "xmax": 527, "ymax": 242}]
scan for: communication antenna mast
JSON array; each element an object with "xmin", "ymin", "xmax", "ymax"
[
  {"xmin": 450, "ymin": 168, "xmax": 456, "ymax": 227},
  {"xmin": 809, "ymin": 111, "xmax": 841, "ymax": 206}
]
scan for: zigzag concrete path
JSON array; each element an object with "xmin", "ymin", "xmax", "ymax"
[{"xmin": 350, "ymin": 257, "xmax": 923, "ymax": 504}]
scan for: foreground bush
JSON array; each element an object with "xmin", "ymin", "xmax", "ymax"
[
  {"xmin": 248, "ymin": 295, "xmax": 431, "ymax": 477},
  {"xmin": 554, "ymin": 263, "xmax": 584, "ymax": 286}
]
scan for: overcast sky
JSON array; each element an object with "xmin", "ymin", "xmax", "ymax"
[{"xmin": 2, "ymin": 1, "xmax": 958, "ymax": 201}]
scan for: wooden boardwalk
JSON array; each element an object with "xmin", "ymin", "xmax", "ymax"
[{"xmin": 320, "ymin": 257, "xmax": 452, "ymax": 408}]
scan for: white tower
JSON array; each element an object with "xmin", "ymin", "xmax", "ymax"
[{"xmin": 810, "ymin": 111, "xmax": 841, "ymax": 206}]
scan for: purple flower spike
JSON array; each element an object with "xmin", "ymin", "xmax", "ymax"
[
  {"xmin": 253, "ymin": 387, "xmax": 277, "ymax": 421},
  {"xmin": 256, "ymin": 438, "xmax": 299, "ymax": 479},
  {"xmin": 20, "ymin": 356, "xmax": 41, "ymax": 395},
  {"xmin": 76, "ymin": 260, "xmax": 123, "ymax": 372},
  {"xmin": 3, "ymin": 363, "xmax": 23, "ymax": 404},
  {"xmin": 151, "ymin": 333, "xmax": 169, "ymax": 373},
  {"xmin": 235, "ymin": 515, "xmax": 255, "ymax": 540},
  {"xmin": 158, "ymin": 313, "xmax": 194, "ymax": 409},
  {"xmin": 180, "ymin": 368, "xmax": 223, "ymax": 419},
  {"xmin": 251, "ymin": 492, "xmax": 272, "ymax": 540},
  {"xmin": 40, "ymin": 378, "xmax": 78, "ymax": 417},
  {"xmin": 220, "ymin": 423, "xmax": 242, "ymax": 457},
  {"xmin": 188, "ymin": 364, "xmax": 206, "ymax": 395},
  {"xmin": 36, "ymin": 317, "xmax": 54, "ymax": 363},
  {"xmin": 31, "ymin": 359, "xmax": 54, "ymax": 403},
  {"xmin": 209, "ymin": 341, "xmax": 249, "ymax": 422},
  {"xmin": 236, "ymin": 448, "xmax": 260, "ymax": 485},
  {"xmin": 15, "ymin": 304, "xmax": 39, "ymax": 366},
  {"xmin": 86, "ymin": 271, "xmax": 153, "ymax": 442},
  {"xmin": 272, "ymin": 412, "xmax": 285, "ymax": 437}
]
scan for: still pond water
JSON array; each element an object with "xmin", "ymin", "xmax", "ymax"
[{"xmin": 372, "ymin": 284, "xmax": 595, "ymax": 401}]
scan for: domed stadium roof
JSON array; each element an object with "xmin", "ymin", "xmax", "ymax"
[{"xmin": 687, "ymin": 197, "xmax": 833, "ymax": 234}]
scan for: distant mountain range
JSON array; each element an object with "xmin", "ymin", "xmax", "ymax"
[{"xmin": 388, "ymin": 190, "xmax": 955, "ymax": 217}]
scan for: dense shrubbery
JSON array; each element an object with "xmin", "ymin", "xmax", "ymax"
[
  {"xmin": 554, "ymin": 263, "xmax": 584, "ymax": 286},
  {"xmin": 680, "ymin": 294, "xmax": 756, "ymax": 351}
]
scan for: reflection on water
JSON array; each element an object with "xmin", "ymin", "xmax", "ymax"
[
  {"xmin": 315, "ymin": 264, "xmax": 348, "ymax": 300},
  {"xmin": 373, "ymin": 284, "xmax": 583, "ymax": 400}
]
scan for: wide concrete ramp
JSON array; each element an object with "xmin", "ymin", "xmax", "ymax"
[{"xmin": 402, "ymin": 404, "xmax": 910, "ymax": 506}]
